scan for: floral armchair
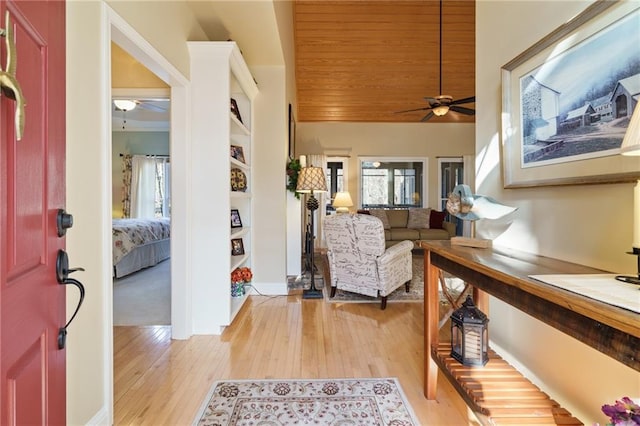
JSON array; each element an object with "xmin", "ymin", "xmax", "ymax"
[{"xmin": 323, "ymin": 213, "xmax": 413, "ymax": 309}]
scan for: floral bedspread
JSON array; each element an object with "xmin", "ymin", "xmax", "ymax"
[{"xmin": 112, "ymin": 217, "xmax": 170, "ymax": 264}]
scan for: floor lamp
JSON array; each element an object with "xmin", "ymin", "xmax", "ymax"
[{"xmin": 296, "ymin": 165, "xmax": 328, "ymax": 299}]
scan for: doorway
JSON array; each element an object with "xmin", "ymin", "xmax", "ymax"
[
  {"xmin": 109, "ymin": 8, "xmax": 190, "ymax": 337},
  {"xmin": 110, "ymin": 48, "xmax": 172, "ymax": 325}
]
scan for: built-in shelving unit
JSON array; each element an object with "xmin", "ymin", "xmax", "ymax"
[{"xmin": 189, "ymin": 41, "xmax": 258, "ymax": 334}]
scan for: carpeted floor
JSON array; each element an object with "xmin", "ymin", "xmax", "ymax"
[
  {"xmin": 193, "ymin": 378, "xmax": 418, "ymax": 425},
  {"xmin": 113, "ymin": 259, "xmax": 171, "ymax": 326}
]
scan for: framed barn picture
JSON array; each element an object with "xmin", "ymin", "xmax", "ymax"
[{"xmin": 501, "ymin": 1, "xmax": 640, "ymax": 187}]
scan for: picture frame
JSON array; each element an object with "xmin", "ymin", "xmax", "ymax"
[
  {"xmin": 501, "ymin": 1, "xmax": 640, "ymax": 188},
  {"xmin": 230, "ymin": 209, "xmax": 242, "ymax": 228},
  {"xmin": 288, "ymin": 103, "xmax": 296, "ymax": 158},
  {"xmin": 230, "ymin": 145, "xmax": 245, "ymax": 163},
  {"xmin": 230, "ymin": 98, "xmax": 243, "ymax": 123},
  {"xmin": 231, "ymin": 238, "xmax": 245, "ymax": 256}
]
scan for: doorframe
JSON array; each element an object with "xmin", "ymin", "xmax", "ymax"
[
  {"xmin": 105, "ymin": 4, "xmax": 192, "ymax": 421},
  {"xmin": 108, "ymin": 6, "xmax": 191, "ymax": 337}
]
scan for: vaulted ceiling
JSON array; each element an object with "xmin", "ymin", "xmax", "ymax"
[{"xmin": 293, "ymin": 0, "xmax": 475, "ymax": 123}]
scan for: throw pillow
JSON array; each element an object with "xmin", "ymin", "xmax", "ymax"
[
  {"xmin": 368, "ymin": 209, "xmax": 390, "ymax": 229},
  {"xmin": 429, "ymin": 210, "xmax": 446, "ymax": 229},
  {"xmin": 407, "ymin": 208, "xmax": 431, "ymax": 229}
]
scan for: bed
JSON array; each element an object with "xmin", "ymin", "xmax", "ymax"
[{"xmin": 112, "ymin": 217, "xmax": 171, "ymax": 278}]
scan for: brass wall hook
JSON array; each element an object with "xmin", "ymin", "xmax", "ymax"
[{"xmin": 0, "ymin": 11, "xmax": 26, "ymax": 140}]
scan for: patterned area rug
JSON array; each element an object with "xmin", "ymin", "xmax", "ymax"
[{"xmin": 193, "ymin": 378, "xmax": 418, "ymax": 425}]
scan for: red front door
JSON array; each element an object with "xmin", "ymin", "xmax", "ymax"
[{"xmin": 0, "ymin": 0, "xmax": 67, "ymax": 424}]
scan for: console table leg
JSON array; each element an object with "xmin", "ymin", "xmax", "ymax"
[
  {"xmin": 424, "ymin": 249, "xmax": 440, "ymax": 399},
  {"xmin": 474, "ymin": 287, "xmax": 489, "ymax": 314}
]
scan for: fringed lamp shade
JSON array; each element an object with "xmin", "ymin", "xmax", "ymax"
[{"xmin": 451, "ymin": 295, "xmax": 489, "ymax": 367}]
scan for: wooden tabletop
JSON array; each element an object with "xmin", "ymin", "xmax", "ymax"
[{"xmin": 419, "ymin": 240, "xmax": 640, "ymax": 371}]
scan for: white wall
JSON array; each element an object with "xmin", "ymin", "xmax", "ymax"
[
  {"xmin": 252, "ymin": 66, "xmax": 289, "ymax": 292},
  {"xmin": 296, "ymin": 122, "xmax": 475, "ymax": 209},
  {"xmin": 66, "ymin": 1, "xmax": 206, "ymax": 423},
  {"xmin": 477, "ymin": 1, "xmax": 639, "ymax": 424}
]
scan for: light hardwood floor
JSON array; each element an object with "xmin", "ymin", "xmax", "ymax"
[{"xmin": 114, "ymin": 290, "xmax": 480, "ymax": 425}]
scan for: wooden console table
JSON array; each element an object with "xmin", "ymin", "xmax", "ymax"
[{"xmin": 419, "ymin": 240, "xmax": 639, "ymax": 425}]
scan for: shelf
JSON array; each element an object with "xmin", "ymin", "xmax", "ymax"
[
  {"xmin": 188, "ymin": 40, "xmax": 257, "ymax": 334},
  {"xmin": 230, "ymin": 191, "xmax": 251, "ymax": 199},
  {"xmin": 230, "ymin": 227, "xmax": 249, "ymax": 239},
  {"xmin": 432, "ymin": 343, "xmax": 582, "ymax": 426},
  {"xmin": 230, "ymin": 157, "xmax": 250, "ymax": 170},
  {"xmin": 230, "ymin": 113, "xmax": 250, "ymax": 135},
  {"xmin": 230, "ymin": 292, "xmax": 249, "ymax": 322},
  {"xmin": 231, "ymin": 254, "xmax": 249, "ymax": 271}
]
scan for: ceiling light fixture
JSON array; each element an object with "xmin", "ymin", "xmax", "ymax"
[
  {"xmin": 432, "ymin": 105, "xmax": 449, "ymax": 116},
  {"xmin": 113, "ymin": 99, "xmax": 137, "ymax": 111}
]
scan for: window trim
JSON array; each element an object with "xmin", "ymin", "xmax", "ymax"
[
  {"xmin": 358, "ymin": 156, "xmax": 428, "ymax": 209},
  {"xmin": 437, "ymin": 156, "xmax": 463, "ymax": 209}
]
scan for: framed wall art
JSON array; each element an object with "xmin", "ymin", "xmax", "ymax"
[
  {"xmin": 231, "ymin": 238, "xmax": 245, "ymax": 256},
  {"xmin": 230, "ymin": 145, "xmax": 245, "ymax": 163},
  {"xmin": 288, "ymin": 103, "xmax": 296, "ymax": 158},
  {"xmin": 230, "ymin": 98, "xmax": 243, "ymax": 123},
  {"xmin": 501, "ymin": 1, "xmax": 640, "ymax": 188},
  {"xmin": 230, "ymin": 209, "xmax": 242, "ymax": 228}
]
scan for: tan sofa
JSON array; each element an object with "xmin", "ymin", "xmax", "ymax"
[{"xmin": 359, "ymin": 208, "xmax": 456, "ymax": 248}]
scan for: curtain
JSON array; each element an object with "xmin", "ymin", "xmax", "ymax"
[
  {"xmin": 130, "ymin": 155, "xmax": 170, "ymax": 218},
  {"xmin": 131, "ymin": 156, "xmax": 157, "ymax": 218},
  {"xmin": 121, "ymin": 154, "xmax": 132, "ymax": 218},
  {"xmin": 160, "ymin": 160, "xmax": 171, "ymax": 217}
]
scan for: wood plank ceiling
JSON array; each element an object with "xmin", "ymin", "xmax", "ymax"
[{"xmin": 294, "ymin": 0, "xmax": 475, "ymax": 123}]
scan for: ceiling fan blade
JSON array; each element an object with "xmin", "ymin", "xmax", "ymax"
[
  {"xmin": 420, "ymin": 111, "xmax": 435, "ymax": 122},
  {"xmin": 450, "ymin": 96, "xmax": 475, "ymax": 106},
  {"xmin": 450, "ymin": 105, "xmax": 475, "ymax": 115},
  {"xmin": 394, "ymin": 106, "xmax": 432, "ymax": 114},
  {"xmin": 138, "ymin": 101, "xmax": 169, "ymax": 113}
]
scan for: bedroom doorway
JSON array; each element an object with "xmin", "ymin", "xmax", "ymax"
[{"xmin": 110, "ymin": 53, "xmax": 173, "ymax": 326}]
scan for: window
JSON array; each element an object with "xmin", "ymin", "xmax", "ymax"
[
  {"xmin": 325, "ymin": 159, "xmax": 347, "ymax": 214},
  {"xmin": 360, "ymin": 158, "xmax": 426, "ymax": 209},
  {"xmin": 131, "ymin": 155, "xmax": 171, "ymax": 218},
  {"xmin": 438, "ymin": 157, "xmax": 463, "ymax": 235}
]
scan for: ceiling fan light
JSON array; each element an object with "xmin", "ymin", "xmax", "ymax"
[
  {"xmin": 114, "ymin": 99, "xmax": 137, "ymax": 112},
  {"xmin": 432, "ymin": 105, "xmax": 449, "ymax": 116}
]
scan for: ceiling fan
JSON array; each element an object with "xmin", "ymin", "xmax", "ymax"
[
  {"xmin": 395, "ymin": 0, "xmax": 475, "ymax": 122},
  {"xmin": 113, "ymin": 98, "xmax": 169, "ymax": 113}
]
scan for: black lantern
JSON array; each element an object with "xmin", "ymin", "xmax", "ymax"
[{"xmin": 451, "ymin": 295, "xmax": 489, "ymax": 367}]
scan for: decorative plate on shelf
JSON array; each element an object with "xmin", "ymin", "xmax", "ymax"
[{"xmin": 230, "ymin": 168, "xmax": 247, "ymax": 192}]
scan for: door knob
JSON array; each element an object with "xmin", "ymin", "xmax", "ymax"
[
  {"xmin": 56, "ymin": 249, "xmax": 85, "ymax": 349},
  {"xmin": 56, "ymin": 209, "xmax": 73, "ymax": 237}
]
